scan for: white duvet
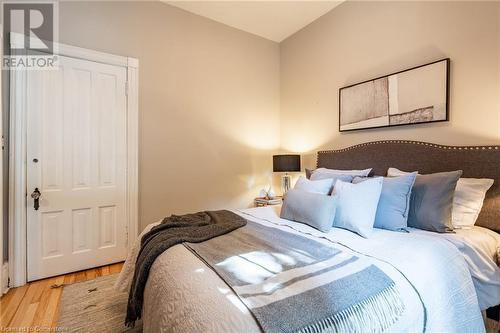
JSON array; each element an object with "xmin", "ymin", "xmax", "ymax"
[
  {"xmin": 117, "ymin": 206, "xmax": 487, "ymax": 333},
  {"xmin": 410, "ymin": 226, "xmax": 500, "ymax": 310}
]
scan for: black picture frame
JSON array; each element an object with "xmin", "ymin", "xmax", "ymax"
[{"xmin": 338, "ymin": 58, "xmax": 450, "ymax": 132}]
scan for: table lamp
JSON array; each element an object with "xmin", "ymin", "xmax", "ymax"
[{"xmin": 273, "ymin": 154, "xmax": 301, "ymax": 194}]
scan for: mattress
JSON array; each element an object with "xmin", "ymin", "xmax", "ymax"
[{"xmin": 116, "ymin": 206, "xmax": 486, "ymax": 333}]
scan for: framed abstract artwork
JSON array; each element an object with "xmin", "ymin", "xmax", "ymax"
[{"xmin": 339, "ymin": 58, "xmax": 450, "ymax": 132}]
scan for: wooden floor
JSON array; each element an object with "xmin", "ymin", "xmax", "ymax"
[{"xmin": 0, "ymin": 262, "xmax": 123, "ymax": 330}]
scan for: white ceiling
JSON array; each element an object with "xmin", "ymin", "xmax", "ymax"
[{"xmin": 164, "ymin": 1, "xmax": 343, "ymax": 42}]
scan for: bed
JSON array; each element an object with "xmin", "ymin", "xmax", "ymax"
[{"xmin": 117, "ymin": 140, "xmax": 500, "ymax": 333}]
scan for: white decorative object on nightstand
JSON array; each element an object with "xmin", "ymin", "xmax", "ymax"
[{"xmin": 254, "ymin": 196, "xmax": 283, "ymax": 207}]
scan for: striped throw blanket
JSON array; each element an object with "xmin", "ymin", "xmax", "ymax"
[{"xmin": 185, "ymin": 222, "xmax": 405, "ymax": 333}]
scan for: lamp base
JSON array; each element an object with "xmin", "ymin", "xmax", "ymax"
[{"xmin": 281, "ymin": 174, "xmax": 292, "ymax": 194}]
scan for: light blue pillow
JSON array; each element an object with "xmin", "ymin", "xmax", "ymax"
[
  {"xmin": 333, "ymin": 178, "xmax": 383, "ymax": 238},
  {"xmin": 281, "ymin": 189, "xmax": 337, "ymax": 232},
  {"xmin": 294, "ymin": 176, "xmax": 334, "ymax": 195},
  {"xmin": 353, "ymin": 173, "xmax": 417, "ymax": 232}
]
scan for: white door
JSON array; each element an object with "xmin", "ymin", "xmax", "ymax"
[{"xmin": 26, "ymin": 55, "xmax": 128, "ymax": 281}]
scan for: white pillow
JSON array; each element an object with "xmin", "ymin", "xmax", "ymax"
[
  {"xmin": 332, "ymin": 178, "xmax": 383, "ymax": 238},
  {"xmin": 294, "ymin": 176, "xmax": 334, "ymax": 195},
  {"xmin": 387, "ymin": 167, "xmax": 494, "ymax": 228},
  {"xmin": 313, "ymin": 167, "xmax": 372, "ymax": 177},
  {"xmin": 452, "ymin": 178, "xmax": 493, "ymax": 229}
]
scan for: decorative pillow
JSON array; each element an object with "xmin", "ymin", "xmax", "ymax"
[
  {"xmin": 309, "ymin": 167, "xmax": 372, "ymax": 179},
  {"xmin": 388, "ymin": 167, "xmax": 494, "ymax": 229},
  {"xmin": 390, "ymin": 170, "xmax": 462, "ymax": 232},
  {"xmin": 280, "ymin": 189, "xmax": 337, "ymax": 232},
  {"xmin": 294, "ymin": 176, "xmax": 334, "ymax": 195},
  {"xmin": 332, "ymin": 178, "xmax": 383, "ymax": 238},
  {"xmin": 452, "ymin": 178, "xmax": 494, "ymax": 229},
  {"xmin": 353, "ymin": 172, "xmax": 417, "ymax": 232}
]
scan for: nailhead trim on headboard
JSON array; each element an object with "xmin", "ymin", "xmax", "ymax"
[{"xmin": 317, "ymin": 140, "xmax": 498, "ymax": 156}]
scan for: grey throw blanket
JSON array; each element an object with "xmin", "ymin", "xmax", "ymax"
[
  {"xmin": 186, "ymin": 221, "xmax": 405, "ymax": 333},
  {"xmin": 125, "ymin": 210, "xmax": 247, "ymax": 327}
]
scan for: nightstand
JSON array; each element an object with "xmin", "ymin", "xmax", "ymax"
[{"xmin": 254, "ymin": 196, "xmax": 283, "ymax": 207}]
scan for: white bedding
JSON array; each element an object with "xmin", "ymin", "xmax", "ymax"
[
  {"xmin": 117, "ymin": 206, "xmax": 486, "ymax": 333},
  {"xmin": 410, "ymin": 226, "xmax": 500, "ymax": 310}
]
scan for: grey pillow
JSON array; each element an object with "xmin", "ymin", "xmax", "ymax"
[
  {"xmin": 407, "ymin": 170, "xmax": 462, "ymax": 233},
  {"xmin": 309, "ymin": 168, "xmax": 372, "ymax": 179},
  {"xmin": 309, "ymin": 173, "xmax": 354, "ymax": 184},
  {"xmin": 280, "ymin": 189, "xmax": 337, "ymax": 232}
]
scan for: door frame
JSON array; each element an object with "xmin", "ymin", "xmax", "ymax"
[
  {"xmin": 0, "ymin": 23, "xmax": 6, "ymax": 295},
  {"xmin": 9, "ymin": 33, "xmax": 139, "ymax": 287}
]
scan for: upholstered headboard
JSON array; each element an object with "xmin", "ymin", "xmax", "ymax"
[{"xmin": 316, "ymin": 140, "xmax": 500, "ymax": 232}]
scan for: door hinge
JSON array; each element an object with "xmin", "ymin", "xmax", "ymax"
[
  {"xmin": 125, "ymin": 81, "xmax": 129, "ymax": 96},
  {"xmin": 125, "ymin": 225, "xmax": 129, "ymax": 247}
]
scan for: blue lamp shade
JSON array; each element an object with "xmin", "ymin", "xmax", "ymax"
[{"xmin": 273, "ymin": 155, "xmax": 301, "ymax": 172}]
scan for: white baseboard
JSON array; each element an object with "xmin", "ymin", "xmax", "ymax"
[{"xmin": 1, "ymin": 262, "xmax": 9, "ymax": 295}]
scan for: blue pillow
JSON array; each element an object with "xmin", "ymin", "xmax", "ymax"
[
  {"xmin": 353, "ymin": 173, "xmax": 417, "ymax": 231},
  {"xmin": 281, "ymin": 189, "xmax": 337, "ymax": 232},
  {"xmin": 333, "ymin": 178, "xmax": 383, "ymax": 238}
]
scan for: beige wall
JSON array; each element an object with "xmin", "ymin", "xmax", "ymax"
[
  {"xmin": 59, "ymin": 1, "xmax": 280, "ymax": 230},
  {"xmin": 280, "ymin": 1, "xmax": 500, "ymax": 169}
]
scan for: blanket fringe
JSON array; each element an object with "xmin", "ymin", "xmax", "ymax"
[{"xmin": 297, "ymin": 283, "xmax": 405, "ymax": 333}]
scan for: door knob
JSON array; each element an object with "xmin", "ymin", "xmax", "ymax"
[{"xmin": 31, "ymin": 188, "xmax": 41, "ymax": 210}]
